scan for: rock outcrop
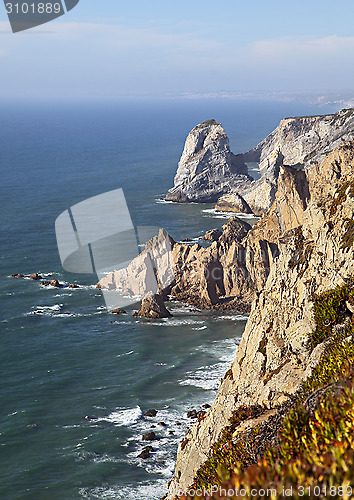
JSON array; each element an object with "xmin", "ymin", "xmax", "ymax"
[
  {"xmin": 98, "ymin": 214, "xmax": 280, "ymax": 313},
  {"xmin": 165, "ymin": 120, "xmax": 251, "ymax": 203},
  {"xmin": 166, "ymin": 139, "xmax": 354, "ymax": 498},
  {"xmin": 165, "ymin": 109, "xmax": 354, "ymax": 217},
  {"xmin": 134, "ymin": 292, "xmax": 172, "ymax": 319},
  {"xmin": 236, "ymin": 107, "xmax": 354, "ymax": 215},
  {"xmin": 98, "ymin": 228, "xmax": 175, "ymax": 299},
  {"xmin": 170, "ymin": 209, "xmax": 279, "ymax": 311}
]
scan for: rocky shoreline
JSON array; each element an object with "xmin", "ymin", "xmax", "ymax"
[{"xmin": 164, "ymin": 123, "xmax": 354, "ymax": 498}]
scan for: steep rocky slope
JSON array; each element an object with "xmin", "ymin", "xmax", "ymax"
[
  {"xmin": 238, "ymin": 108, "xmax": 354, "ymax": 214},
  {"xmin": 165, "ymin": 139, "xmax": 354, "ymax": 498}
]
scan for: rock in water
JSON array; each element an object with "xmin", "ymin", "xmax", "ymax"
[
  {"xmin": 29, "ymin": 273, "xmax": 42, "ymax": 280},
  {"xmin": 138, "ymin": 446, "xmax": 154, "ymax": 459},
  {"xmin": 144, "ymin": 409, "xmax": 158, "ymax": 417},
  {"xmin": 136, "ymin": 292, "xmax": 172, "ymax": 319},
  {"xmin": 112, "ymin": 307, "xmax": 127, "ymax": 315},
  {"xmin": 142, "ymin": 431, "xmax": 157, "ymax": 441},
  {"xmin": 165, "ymin": 119, "xmax": 250, "ymax": 203}
]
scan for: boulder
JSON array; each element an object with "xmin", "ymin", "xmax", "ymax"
[
  {"xmin": 144, "ymin": 409, "xmax": 158, "ymax": 417},
  {"xmin": 68, "ymin": 284, "xmax": 79, "ymax": 289},
  {"xmin": 50, "ymin": 280, "xmax": 61, "ymax": 288},
  {"xmin": 112, "ymin": 307, "xmax": 127, "ymax": 315},
  {"xmin": 142, "ymin": 431, "xmax": 157, "ymax": 441},
  {"xmin": 136, "ymin": 292, "xmax": 172, "ymax": 319},
  {"xmin": 138, "ymin": 446, "xmax": 154, "ymax": 459},
  {"xmin": 10, "ymin": 273, "xmax": 24, "ymax": 278},
  {"xmin": 29, "ymin": 273, "xmax": 42, "ymax": 280},
  {"xmin": 215, "ymin": 192, "xmax": 253, "ymax": 214},
  {"xmin": 40, "ymin": 281, "xmax": 51, "ymax": 286}
]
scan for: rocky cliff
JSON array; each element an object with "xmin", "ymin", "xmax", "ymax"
[
  {"xmin": 238, "ymin": 107, "xmax": 354, "ymax": 215},
  {"xmin": 165, "ymin": 139, "xmax": 354, "ymax": 498},
  {"xmin": 166, "ymin": 108, "xmax": 354, "ymax": 216},
  {"xmin": 165, "ymin": 119, "xmax": 251, "ymax": 203}
]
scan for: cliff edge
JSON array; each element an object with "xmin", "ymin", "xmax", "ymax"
[{"xmin": 165, "ymin": 139, "xmax": 354, "ymax": 498}]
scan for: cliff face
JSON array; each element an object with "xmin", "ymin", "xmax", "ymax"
[
  {"xmin": 166, "ymin": 139, "xmax": 354, "ymax": 498},
  {"xmin": 165, "ymin": 119, "xmax": 251, "ymax": 203},
  {"xmin": 238, "ymin": 108, "xmax": 354, "ymax": 214},
  {"xmin": 244, "ymin": 108, "xmax": 354, "ymax": 177}
]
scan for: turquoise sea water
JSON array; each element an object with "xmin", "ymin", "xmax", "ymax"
[{"xmin": 0, "ymin": 98, "xmax": 339, "ymax": 499}]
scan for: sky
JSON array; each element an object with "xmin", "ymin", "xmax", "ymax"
[{"xmin": 1, "ymin": 0, "xmax": 354, "ymax": 100}]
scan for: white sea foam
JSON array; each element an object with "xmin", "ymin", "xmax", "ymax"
[
  {"xmin": 155, "ymin": 198, "xmax": 174, "ymax": 204},
  {"xmin": 179, "ymin": 336, "xmax": 240, "ymax": 390},
  {"xmin": 29, "ymin": 304, "xmax": 62, "ymax": 315},
  {"xmin": 79, "ymin": 480, "xmax": 167, "ymax": 500},
  {"xmin": 145, "ymin": 318, "xmax": 206, "ymax": 327},
  {"xmin": 202, "ymin": 208, "xmax": 260, "ymax": 220},
  {"xmin": 95, "ymin": 406, "xmax": 143, "ymax": 426},
  {"xmin": 192, "ymin": 325, "xmax": 208, "ymax": 331},
  {"xmin": 217, "ymin": 314, "xmax": 249, "ymax": 321},
  {"xmin": 116, "ymin": 351, "xmax": 134, "ymax": 358},
  {"xmin": 180, "ymin": 359, "xmax": 232, "ymax": 390}
]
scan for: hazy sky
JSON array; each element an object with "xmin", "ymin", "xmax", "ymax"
[{"xmin": 1, "ymin": 0, "xmax": 354, "ymax": 100}]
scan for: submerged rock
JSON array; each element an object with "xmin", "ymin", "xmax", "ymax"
[
  {"xmin": 144, "ymin": 409, "xmax": 158, "ymax": 417},
  {"xmin": 142, "ymin": 431, "xmax": 157, "ymax": 441},
  {"xmin": 10, "ymin": 273, "xmax": 24, "ymax": 278},
  {"xmin": 29, "ymin": 273, "xmax": 42, "ymax": 280},
  {"xmin": 112, "ymin": 307, "xmax": 127, "ymax": 315},
  {"xmin": 138, "ymin": 446, "xmax": 154, "ymax": 459}
]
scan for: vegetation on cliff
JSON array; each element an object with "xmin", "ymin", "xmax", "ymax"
[{"xmin": 179, "ymin": 284, "xmax": 354, "ymax": 499}]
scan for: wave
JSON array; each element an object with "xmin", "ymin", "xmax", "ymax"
[
  {"xmin": 180, "ymin": 359, "xmax": 232, "ymax": 391},
  {"xmin": 202, "ymin": 208, "xmax": 259, "ymax": 220},
  {"xmin": 216, "ymin": 314, "xmax": 249, "ymax": 321},
  {"xmin": 116, "ymin": 351, "xmax": 134, "ymax": 358},
  {"xmin": 79, "ymin": 480, "xmax": 168, "ymax": 500},
  {"xmin": 144, "ymin": 318, "xmax": 206, "ymax": 327},
  {"xmin": 94, "ymin": 406, "xmax": 143, "ymax": 427},
  {"xmin": 155, "ymin": 198, "xmax": 174, "ymax": 204}
]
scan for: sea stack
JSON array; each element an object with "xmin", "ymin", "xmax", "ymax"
[{"xmin": 165, "ymin": 119, "xmax": 251, "ymax": 203}]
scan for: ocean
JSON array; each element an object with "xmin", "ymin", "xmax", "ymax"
[{"xmin": 0, "ymin": 98, "xmax": 339, "ymax": 500}]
